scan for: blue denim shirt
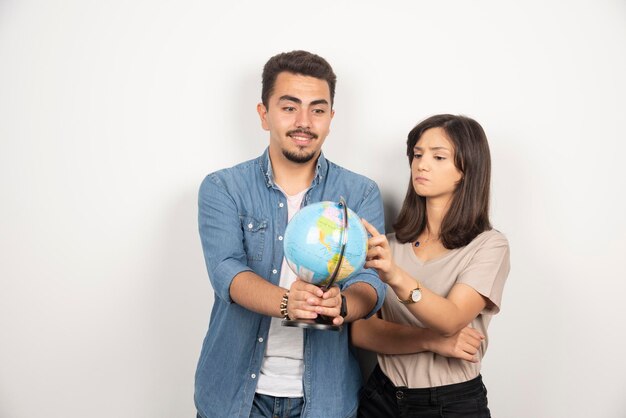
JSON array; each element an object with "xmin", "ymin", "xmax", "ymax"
[{"xmin": 195, "ymin": 148, "xmax": 386, "ymax": 418}]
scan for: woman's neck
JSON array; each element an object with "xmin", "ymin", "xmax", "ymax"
[{"xmin": 424, "ymin": 196, "xmax": 452, "ymax": 237}]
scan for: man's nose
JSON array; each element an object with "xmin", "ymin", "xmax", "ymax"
[{"xmin": 295, "ymin": 110, "xmax": 311, "ymax": 129}]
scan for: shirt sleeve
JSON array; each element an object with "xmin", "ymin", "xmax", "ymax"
[
  {"xmin": 340, "ymin": 180, "xmax": 387, "ymax": 318},
  {"xmin": 458, "ymin": 231, "xmax": 511, "ymax": 314},
  {"xmin": 198, "ymin": 173, "xmax": 252, "ymax": 303}
]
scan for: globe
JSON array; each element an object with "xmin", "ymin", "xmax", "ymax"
[{"xmin": 283, "ymin": 200, "xmax": 368, "ymax": 288}]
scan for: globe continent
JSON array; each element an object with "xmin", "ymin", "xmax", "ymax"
[{"xmin": 283, "ymin": 201, "xmax": 368, "ymax": 287}]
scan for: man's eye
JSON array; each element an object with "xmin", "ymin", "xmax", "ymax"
[
  {"xmin": 283, "ymin": 107, "xmax": 296, "ymax": 112},
  {"xmin": 312, "ymin": 109, "xmax": 325, "ymax": 114}
]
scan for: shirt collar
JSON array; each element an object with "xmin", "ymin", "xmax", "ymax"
[{"xmin": 260, "ymin": 147, "xmax": 327, "ymax": 189}]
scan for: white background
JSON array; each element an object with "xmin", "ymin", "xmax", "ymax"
[{"xmin": 1, "ymin": 1, "xmax": 625, "ymax": 417}]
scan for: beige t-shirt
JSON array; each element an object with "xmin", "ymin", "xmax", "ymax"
[{"xmin": 378, "ymin": 229, "xmax": 510, "ymax": 388}]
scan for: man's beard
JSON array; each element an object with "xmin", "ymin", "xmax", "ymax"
[
  {"xmin": 283, "ymin": 128, "xmax": 319, "ymax": 163},
  {"xmin": 282, "ymin": 148, "xmax": 318, "ymax": 164}
]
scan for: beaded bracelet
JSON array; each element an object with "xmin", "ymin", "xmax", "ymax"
[{"xmin": 280, "ymin": 291, "xmax": 290, "ymax": 320}]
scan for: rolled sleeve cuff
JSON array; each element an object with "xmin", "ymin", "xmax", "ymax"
[
  {"xmin": 343, "ymin": 269, "xmax": 386, "ymax": 319},
  {"xmin": 211, "ymin": 258, "xmax": 253, "ymax": 303}
]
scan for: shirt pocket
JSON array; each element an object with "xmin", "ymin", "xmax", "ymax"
[{"xmin": 240, "ymin": 215, "xmax": 268, "ymax": 261}]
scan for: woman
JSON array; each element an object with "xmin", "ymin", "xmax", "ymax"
[{"xmin": 353, "ymin": 114, "xmax": 510, "ymax": 417}]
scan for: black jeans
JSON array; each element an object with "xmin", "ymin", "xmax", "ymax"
[{"xmin": 358, "ymin": 365, "xmax": 491, "ymax": 418}]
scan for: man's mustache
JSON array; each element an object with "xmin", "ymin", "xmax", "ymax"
[{"xmin": 287, "ymin": 129, "xmax": 318, "ymax": 139}]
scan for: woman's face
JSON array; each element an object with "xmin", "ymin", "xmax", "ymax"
[{"xmin": 411, "ymin": 127, "xmax": 463, "ymax": 202}]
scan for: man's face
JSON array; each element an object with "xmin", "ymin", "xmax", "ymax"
[{"xmin": 257, "ymin": 72, "xmax": 334, "ymax": 165}]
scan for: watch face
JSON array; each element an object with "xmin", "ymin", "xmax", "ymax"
[{"xmin": 410, "ymin": 289, "xmax": 422, "ymax": 303}]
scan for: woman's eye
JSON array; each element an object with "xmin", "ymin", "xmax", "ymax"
[
  {"xmin": 434, "ymin": 156, "xmax": 446, "ymax": 161},
  {"xmin": 413, "ymin": 153, "xmax": 422, "ymax": 159}
]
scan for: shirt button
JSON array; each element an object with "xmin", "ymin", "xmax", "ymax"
[
  {"xmin": 279, "ymin": 202, "xmax": 284, "ymax": 208},
  {"xmin": 396, "ymin": 390, "xmax": 404, "ymax": 399},
  {"xmin": 278, "ymin": 236, "xmax": 283, "ymax": 241},
  {"xmin": 258, "ymin": 337, "xmax": 264, "ymax": 343},
  {"xmin": 248, "ymin": 223, "xmax": 253, "ymax": 229},
  {"xmin": 272, "ymin": 269, "xmax": 277, "ymax": 274},
  {"xmin": 251, "ymin": 374, "xmax": 256, "ymax": 379}
]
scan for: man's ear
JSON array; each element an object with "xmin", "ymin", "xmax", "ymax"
[{"xmin": 257, "ymin": 103, "xmax": 269, "ymax": 131}]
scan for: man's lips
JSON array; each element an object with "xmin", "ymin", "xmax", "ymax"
[{"xmin": 287, "ymin": 129, "xmax": 317, "ymax": 142}]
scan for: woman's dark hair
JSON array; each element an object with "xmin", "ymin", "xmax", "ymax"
[
  {"xmin": 261, "ymin": 50, "xmax": 337, "ymax": 108},
  {"xmin": 393, "ymin": 114, "xmax": 492, "ymax": 249}
]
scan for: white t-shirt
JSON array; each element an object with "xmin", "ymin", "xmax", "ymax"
[{"xmin": 255, "ymin": 190, "xmax": 306, "ymax": 397}]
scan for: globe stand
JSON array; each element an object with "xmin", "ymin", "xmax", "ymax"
[
  {"xmin": 282, "ymin": 316, "xmax": 342, "ymax": 331},
  {"xmin": 282, "ymin": 198, "xmax": 349, "ymax": 333}
]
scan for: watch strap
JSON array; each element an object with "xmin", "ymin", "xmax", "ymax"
[{"xmin": 340, "ymin": 294, "xmax": 347, "ymax": 318}]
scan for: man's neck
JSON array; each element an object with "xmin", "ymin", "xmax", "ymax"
[{"xmin": 269, "ymin": 150, "xmax": 318, "ymax": 196}]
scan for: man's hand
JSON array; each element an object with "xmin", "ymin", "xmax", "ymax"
[
  {"xmin": 287, "ymin": 280, "xmax": 343, "ymax": 325},
  {"xmin": 319, "ymin": 286, "xmax": 343, "ymax": 326}
]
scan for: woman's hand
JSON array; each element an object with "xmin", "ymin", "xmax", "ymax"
[
  {"xmin": 427, "ymin": 326, "xmax": 485, "ymax": 362},
  {"xmin": 362, "ymin": 219, "xmax": 398, "ymax": 285}
]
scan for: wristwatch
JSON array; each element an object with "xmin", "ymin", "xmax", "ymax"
[
  {"xmin": 340, "ymin": 294, "xmax": 348, "ymax": 318},
  {"xmin": 398, "ymin": 281, "xmax": 422, "ymax": 304}
]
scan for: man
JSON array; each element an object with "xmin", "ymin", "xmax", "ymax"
[{"xmin": 194, "ymin": 50, "xmax": 386, "ymax": 418}]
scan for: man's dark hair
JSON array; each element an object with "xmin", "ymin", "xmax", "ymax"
[
  {"xmin": 261, "ymin": 50, "xmax": 337, "ymax": 108},
  {"xmin": 394, "ymin": 114, "xmax": 493, "ymax": 249}
]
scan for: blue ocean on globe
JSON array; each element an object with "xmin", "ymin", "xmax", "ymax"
[{"xmin": 283, "ymin": 201, "xmax": 368, "ymax": 287}]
